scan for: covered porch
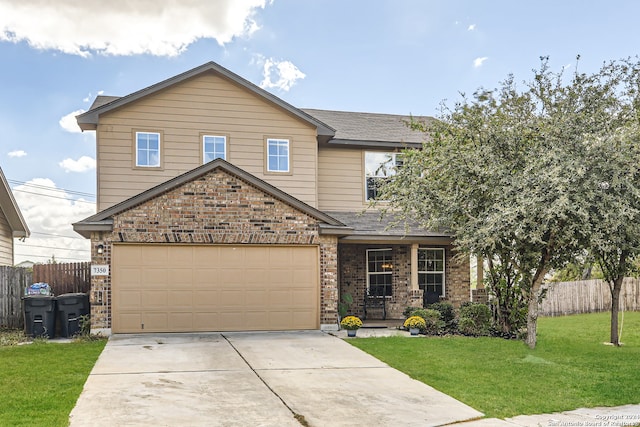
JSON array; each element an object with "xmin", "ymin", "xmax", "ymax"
[{"xmin": 327, "ymin": 211, "xmax": 471, "ymax": 321}]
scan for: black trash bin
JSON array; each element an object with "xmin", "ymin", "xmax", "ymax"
[
  {"xmin": 56, "ymin": 293, "xmax": 90, "ymax": 338},
  {"xmin": 22, "ymin": 295, "xmax": 57, "ymax": 339}
]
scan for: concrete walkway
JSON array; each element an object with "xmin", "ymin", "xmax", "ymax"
[{"xmin": 69, "ymin": 331, "xmax": 482, "ymax": 426}]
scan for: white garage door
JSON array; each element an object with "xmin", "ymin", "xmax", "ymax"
[{"xmin": 111, "ymin": 245, "xmax": 319, "ymax": 333}]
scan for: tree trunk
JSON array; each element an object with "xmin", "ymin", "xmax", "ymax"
[
  {"xmin": 610, "ymin": 276, "xmax": 623, "ymax": 346},
  {"xmin": 525, "ymin": 291, "xmax": 538, "ymax": 349}
]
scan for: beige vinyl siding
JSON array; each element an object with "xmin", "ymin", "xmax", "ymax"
[
  {"xmin": 0, "ymin": 209, "xmax": 14, "ymax": 266},
  {"xmin": 96, "ymin": 72, "xmax": 318, "ymax": 210},
  {"xmin": 318, "ymin": 147, "xmax": 368, "ymax": 211}
]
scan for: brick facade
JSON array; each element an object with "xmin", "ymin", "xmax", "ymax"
[
  {"xmin": 339, "ymin": 244, "xmax": 470, "ymax": 320},
  {"xmin": 89, "ymin": 168, "xmax": 339, "ymax": 331}
]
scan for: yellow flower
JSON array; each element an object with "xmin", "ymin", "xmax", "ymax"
[
  {"xmin": 404, "ymin": 316, "xmax": 427, "ymax": 330},
  {"xmin": 340, "ymin": 315, "xmax": 363, "ymax": 330}
]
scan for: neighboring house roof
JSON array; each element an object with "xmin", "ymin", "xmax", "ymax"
[
  {"xmin": 73, "ymin": 159, "xmax": 351, "ymax": 238},
  {"xmin": 325, "ymin": 211, "xmax": 451, "ymax": 244},
  {"xmin": 0, "ymin": 167, "xmax": 29, "ymax": 238},
  {"xmin": 76, "ymin": 62, "xmax": 335, "ymax": 138},
  {"xmin": 303, "ymin": 109, "xmax": 433, "ymax": 149}
]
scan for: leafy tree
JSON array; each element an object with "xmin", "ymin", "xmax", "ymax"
[
  {"xmin": 584, "ymin": 126, "xmax": 640, "ymax": 345},
  {"xmin": 378, "ymin": 57, "xmax": 640, "ymax": 348}
]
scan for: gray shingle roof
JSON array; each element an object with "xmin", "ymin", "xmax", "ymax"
[
  {"xmin": 324, "ymin": 211, "xmax": 449, "ymax": 238},
  {"xmin": 303, "ymin": 109, "xmax": 432, "ymax": 146}
]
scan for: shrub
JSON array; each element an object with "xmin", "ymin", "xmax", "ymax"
[
  {"xmin": 402, "ymin": 306, "xmax": 422, "ymax": 318},
  {"xmin": 421, "ymin": 309, "xmax": 444, "ymax": 335},
  {"xmin": 458, "ymin": 302, "xmax": 491, "ymax": 336},
  {"xmin": 428, "ymin": 302, "xmax": 456, "ymax": 331},
  {"xmin": 406, "ymin": 308, "xmax": 430, "ymax": 319}
]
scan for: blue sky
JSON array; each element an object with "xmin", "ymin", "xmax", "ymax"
[{"xmin": 2, "ymin": 0, "xmax": 639, "ymax": 264}]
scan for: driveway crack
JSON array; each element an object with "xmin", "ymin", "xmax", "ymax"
[{"xmin": 221, "ymin": 334, "xmax": 309, "ymax": 426}]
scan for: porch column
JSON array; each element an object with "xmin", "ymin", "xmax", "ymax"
[
  {"xmin": 411, "ymin": 243, "xmax": 419, "ymax": 290},
  {"xmin": 476, "ymin": 255, "xmax": 484, "ymax": 289}
]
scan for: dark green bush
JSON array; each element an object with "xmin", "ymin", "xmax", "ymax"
[
  {"xmin": 428, "ymin": 301, "xmax": 456, "ymax": 331},
  {"xmin": 458, "ymin": 302, "xmax": 491, "ymax": 336}
]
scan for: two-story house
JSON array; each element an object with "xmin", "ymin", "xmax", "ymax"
[
  {"xmin": 0, "ymin": 167, "xmax": 29, "ymax": 266},
  {"xmin": 73, "ymin": 61, "xmax": 470, "ymax": 335}
]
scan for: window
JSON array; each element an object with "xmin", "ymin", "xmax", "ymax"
[
  {"xmin": 418, "ymin": 248, "xmax": 445, "ymax": 297},
  {"xmin": 365, "ymin": 152, "xmax": 402, "ymax": 200},
  {"xmin": 203, "ymin": 135, "xmax": 226, "ymax": 163},
  {"xmin": 367, "ymin": 249, "xmax": 393, "ymax": 297},
  {"xmin": 136, "ymin": 132, "xmax": 160, "ymax": 167},
  {"xmin": 267, "ymin": 138, "xmax": 290, "ymax": 172}
]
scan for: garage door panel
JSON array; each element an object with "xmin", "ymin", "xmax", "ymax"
[
  {"xmin": 140, "ymin": 246, "xmax": 170, "ymax": 265},
  {"xmin": 118, "ymin": 290, "xmax": 141, "ymax": 309},
  {"xmin": 169, "ymin": 291, "xmax": 192, "ymax": 307},
  {"xmin": 245, "ymin": 290, "xmax": 267, "ymax": 306},
  {"xmin": 143, "ymin": 312, "xmax": 168, "ymax": 331},
  {"xmin": 141, "ymin": 290, "xmax": 168, "ymax": 308},
  {"xmin": 168, "ymin": 312, "xmax": 193, "ymax": 330},
  {"xmin": 112, "ymin": 245, "xmax": 319, "ymax": 333},
  {"xmin": 193, "ymin": 290, "xmax": 220, "ymax": 309}
]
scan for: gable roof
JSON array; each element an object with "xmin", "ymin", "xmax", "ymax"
[
  {"xmin": 73, "ymin": 159, "xmax": 350, "ymax": 238},
  {"xmin": 76, "ymin": 62, "xmax": 335, "ymax": 137},
  {"xmin": 303, "ymin": 109, "xmax": 433, "ymax": 149},
  {"xmin": 0, "ymin": 167, "xmax": 29, "ymax": 238}
]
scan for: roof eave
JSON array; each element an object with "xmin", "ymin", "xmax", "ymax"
[
  {"xmin": 326, "ymin": 139, "xmax": 423, "ymax": 149},
  {"xmin": 0, "ymin": 168, "xmax": 30, "ymax": 237},
  {"xmin": 339, "ymin": 234, "xmax": 453, "ymax": 244},
  {"xmin": 72, "ymin": 220, "xmax": 114, "ymax": 239}
]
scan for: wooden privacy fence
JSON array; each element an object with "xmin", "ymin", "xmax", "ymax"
[
  {"xmin": 540, "ymin": 278, "xmax": 640, "ymax": 316},
  {"xmin": 33, "ymin": 262, "xmax": 91, "ymax": 295},
  {"xmin": 0, "ymin": 266, "xmax": 32, "ymax": 328}
]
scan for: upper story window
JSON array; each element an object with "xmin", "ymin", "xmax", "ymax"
[
  {"xmin": 203, "ymin": 135, "xmax": 226, "ymax": 163},
  {"xmin": 365, "ymin": 151, "xmax": 402, "ymax": 200},
  {"xmin": 136, "ymin": 132, "xmax": 160, "ymax": 167},
  {"xmin": 367, "ymin": 248, "xmax": 393, "ymax": 297},
  {"xmin": 418, "ymin": 248, "xmax": 445, "ymax": 297},
  {"xmin": 267, "ymin": 138, "xmax": 290, "ymax": 173}
]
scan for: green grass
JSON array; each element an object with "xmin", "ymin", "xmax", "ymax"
[
  {"xmin": 350, "ymin": 312, "xmax": 640, "ymax": 419},
  {"xmin": 0, "ymin": 336, "xmax": 106, "ymax": 427}
]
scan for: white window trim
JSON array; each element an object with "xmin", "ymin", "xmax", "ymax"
[
  {"xmin": 364, "ymin": 152, "xmax": 401, "ymax": 201},
  {"xmin": 418, "ymin": 247, "xmax": 446, "ymax": 297},
  {"xmin": 202, "ymin": 134, "xmax": 227, "ymax": 163},
  {"xmin": 135, "ymin": 131, "xmax": 161, "ymax": 168},
  {"xmin": 366, "ymin": 248, "xmax": 393, "ymax": 297},
  {"xmin": 266, "ymin": 138, "xmax": 290, "ymax": 173}
]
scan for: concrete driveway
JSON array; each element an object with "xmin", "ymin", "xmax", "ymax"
[{"xmin": 69, "ymin": 331, "xmax": 482, "ymax": 426}]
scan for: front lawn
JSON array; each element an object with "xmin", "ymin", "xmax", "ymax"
[
  {"xmin": 0, "ymin": 336, "xmax": 106, "ymax": 427},
  {"xmin": 350, "ymin": 312, "xmax": 640, "ymax": 419}
]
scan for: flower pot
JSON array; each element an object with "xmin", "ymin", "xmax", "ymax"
[
  {"xmin": 410, "ymin": 328, "xmax": 420, "ymax": 336},
  {"xmin": 347, "ymin": 329, "xmax": 357, "ymax": 337}
]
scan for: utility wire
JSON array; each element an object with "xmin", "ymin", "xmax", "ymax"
[
  {"xmin": 30, "ymin": 231, "xmax": 87, "ymax": 240},
  {"xmin": 16, "ymin": 243, "xmax": 90, "ymax": 252},
  {"xmin": 7, "ymin": 179, "xmax": 96, "ymax": 199},
  {"xmin": 11, "ymin": 188, "xmax": 96, "ymax": 205},
  {"xmin": 15, "ymin": 253, "xmax": 90, "ymax": 262}
]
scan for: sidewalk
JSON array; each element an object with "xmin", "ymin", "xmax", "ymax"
[{"xmin": 454, "ymin": 404, "xmax": 640, "ymax": 426}]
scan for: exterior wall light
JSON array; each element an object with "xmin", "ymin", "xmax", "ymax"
[{"xmin": 97, "ymin": 244, "xmax": 104, "ymax": 255}]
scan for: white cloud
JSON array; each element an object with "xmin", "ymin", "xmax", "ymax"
[
  {"xmin": 0, "ymin": 0, "xmax": 267, "ymax": 57},
  {"xmin": 468, "ymin": 24, "xmax": 476, "ymax": 31},
  {"xmin": 259, "ymin": 57, "xmax": 306, "ymax": 91},
  {"xmin": 12, "ymin": 178, "xmax": 95, "ymax": 264},
  {"xmin": 473, "ymin": 57, "xmax": 488, "ymax": 68},
  {"xmin": 59, "ymin": 109, "xmax": 85, "ymax": 133},
  {"xmin": 8, "ymin": 150, "xmax": 27, "ymax": 157},
  {"xmin": 59, "ymin": 156, "xmax": 96, "ymax": 173}
]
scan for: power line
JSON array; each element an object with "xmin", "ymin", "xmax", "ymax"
[
  {"xmin": 15, "ymin": 253, "xmax": 90, "ymax": 262},
  {"xmin": 12, "ymin": 188, "xmax": 96, "ymax": 205},
  {"xmin": 16, "ymin": 243, "xmax": 90, "ymax": 252},
  {"xmin": 7, "ymin": 179, "xmax": 96, "ymax": 199},
  {"xmin": 30, "ymin": 231, "xmax": 87, "ymax": 240}
]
